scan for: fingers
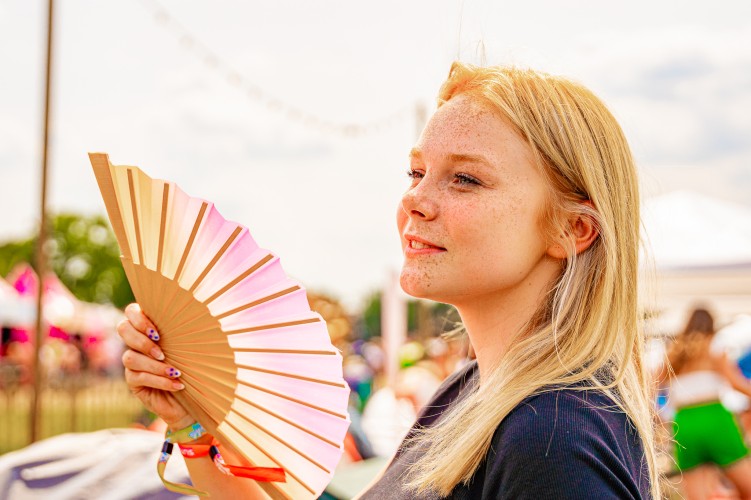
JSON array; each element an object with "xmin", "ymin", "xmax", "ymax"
[
  {"xmin": 117, "ymin": 315, "xmax": 164, "ymax": 361},
  {"xmin": 124, "ymin": 303, "xmax": 160, "ymax": 341},
  {"xmin": 122, "ymin": 349, "xmax": 184, "ymax": 391},
  {"xmin": 125, "ymin": 367, "xmax": 185, "ymax": 392}
]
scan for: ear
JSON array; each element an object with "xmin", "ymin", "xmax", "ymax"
[{"xmin": 546, "ymin": 201, "xmax": 599, "ymax": 259}]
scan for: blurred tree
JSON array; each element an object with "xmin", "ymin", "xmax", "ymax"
[
  {"xmin": 0, "ymin": 213, "xmax": 133, "ymax": 308},
  {"xmin": 306, "ymin": 291, "xmax": 352, "ymax": 346},
  {"xmin": 360, "ymin": 292, "xmax": 381, "ymax": 340},
  {"xmin": 358, "ymin": 292, "xmax": 458, "ymax": 340}
]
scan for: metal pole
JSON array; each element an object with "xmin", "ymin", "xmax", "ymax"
[{"xmin": 31, "ymin": 0, "xmax": 55, "ymax": 443}]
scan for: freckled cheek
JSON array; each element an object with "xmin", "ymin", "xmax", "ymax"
[{"xmin": 455, "ymin": 208, "xmax": 519, "ymax": 268}]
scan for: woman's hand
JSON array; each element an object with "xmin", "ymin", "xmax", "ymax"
[{"xmin": 118, "ymin": 303, "xmax": 193, "ymax": 430}]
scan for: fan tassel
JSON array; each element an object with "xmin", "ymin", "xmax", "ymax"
[
  {"xmin": 158, "ymin": 437, "xmax": 286, "ymax": 496},
  {"xmin": 209, "ymin": 445, "xmax": 287, "ymax": 482}
]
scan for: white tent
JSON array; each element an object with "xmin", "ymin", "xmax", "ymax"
[
  {"xmin": 0, "ymin": 276, "xmax": 34, "ymax": 327},
  {"xmin": 641, "ymin": 191, "xmax": 751, "ymax": 335}
]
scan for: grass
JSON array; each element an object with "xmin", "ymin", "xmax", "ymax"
[{"xmin": 0, "ymin": 378, "xmax": 146, "ymax": 455}]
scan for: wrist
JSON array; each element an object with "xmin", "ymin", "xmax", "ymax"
[
  {"xmin": 166, "ymin": 415, "xmax": 197, "ymax": 433},
  {"xmin": 165, "ymin": 420, "xmax": 213, "ymax": 445}
]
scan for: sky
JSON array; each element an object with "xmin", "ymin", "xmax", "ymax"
[{"xmin": 1, "ymin": 0, "xmax": 750, "ymax": 311}]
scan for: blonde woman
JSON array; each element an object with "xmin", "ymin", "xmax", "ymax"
[{"xmin": 118, "ymin": 62, "xmax": 659, "ymax": 498}]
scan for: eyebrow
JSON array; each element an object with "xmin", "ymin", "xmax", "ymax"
[{"xmin": 409, "ymin": 148, "xmax": 492, "ymax": 167}]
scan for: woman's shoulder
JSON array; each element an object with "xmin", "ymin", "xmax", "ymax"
[
  {"xmin": 482, "ymin": 385, "xmax": 650, "ymax": 499},
  {"xmin": 497, "ymin": 385, "xmax": 637, "ymax": 449},
  {"xmin": 509, "ymin": 384, "xmax": 621, "ymax": 419}
]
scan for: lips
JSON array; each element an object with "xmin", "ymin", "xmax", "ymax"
[{"xmin": 405, "ymin": 235, "xmax": 446, "ymax": 251}]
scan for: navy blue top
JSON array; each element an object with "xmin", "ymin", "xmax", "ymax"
[{"xmin": 360, "ymin": 361, "xmax": 651, "ymax": 499}]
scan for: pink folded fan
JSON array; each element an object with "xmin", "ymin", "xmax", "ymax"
[{"xmin": 89, "ymin": 153, "xmax": 350, "ymax": 499}]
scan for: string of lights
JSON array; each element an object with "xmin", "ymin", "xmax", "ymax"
[{"xmin": 139, "ymin": 0, "xmax": 412, "ymax": 138}]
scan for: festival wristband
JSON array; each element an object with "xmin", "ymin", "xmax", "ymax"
[
  {"xmin": 165, "ymin": 421, "xmax": 208, "ymax": 443},
  {"xmin": 178, "ymin": 442, "xmax": 213, "ymax": 458},
  {"xmin": 157, "ymin": 422, "xmax": 286, "ymax": 496}
]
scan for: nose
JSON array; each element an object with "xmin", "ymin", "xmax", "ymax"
[{"xmin": 400, "ymin": 180, "xmax": 438, "ymax": 221}]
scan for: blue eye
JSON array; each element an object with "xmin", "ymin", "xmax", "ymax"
[{"xmin": 455, "ymin": 173, "xmax": 480, "ymax": 186}]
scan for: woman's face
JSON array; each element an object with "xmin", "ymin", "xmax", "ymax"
[{"xmin": 397, "ymin": 94, "xmax": 557, "ymax": 307}]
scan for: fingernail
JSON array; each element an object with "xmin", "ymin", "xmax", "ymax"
[
  {"xmin": 167, "ymin": 367, "xmax": 181, "ymax": 378},
  {"xmin": 172, "ymin": 381, "xmax": 185, "ymax": 390},
  {"xmin": 151, "ymin": 347, "xmax": 165, "ymax": 361},
  {"xmin": 147, "ymin": 328, "xmax": 160, "ymax": 342}
]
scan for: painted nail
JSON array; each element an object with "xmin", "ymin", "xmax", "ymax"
[
  {"xmin": 167, "ymin": 367, "xmax": 181, "ymax": 378},
  {"xmin": 172, "ymin": 381, "xmax": 185, "ymax": 390},
  {"xmin": 147, "ymin": 328, "xmax": 160, "ymax": 342},
  {"xmin": 150, "ymin": 347, "xmax": 165, "ymax": 361}
]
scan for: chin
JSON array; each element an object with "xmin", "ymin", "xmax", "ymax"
[
  {"xmin": 399, "ymin": 271, "xmax": 442, "ymax": 302},
  {"xmin": 398, "ymin": 272, "xmax": 424, "ymax": 298}
]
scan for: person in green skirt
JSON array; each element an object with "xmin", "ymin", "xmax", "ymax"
[{"xmin": 664, "ymin": 307, "xmax": 751, "ymax": 499}]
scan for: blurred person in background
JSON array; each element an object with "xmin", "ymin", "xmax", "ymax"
[
  {"xmin": 713, "ymin": 315, "xmax": 751, "ymax": 436},
  {"xmin": 117, "ymin": 62, "xmax": 659, "ymax": 498},
  {"xmin": 659, "ymin": 307, "xmax": 751, "ymax": 499}
]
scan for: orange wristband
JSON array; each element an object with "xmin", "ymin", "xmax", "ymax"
[{"xmin": 178, "ymin": 440, "xmax": 215, "ymax": 458}]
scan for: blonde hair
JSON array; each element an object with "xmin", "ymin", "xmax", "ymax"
[{"xmin": 405, "ymin": 62, "xmax": 660, "ymax": 498}]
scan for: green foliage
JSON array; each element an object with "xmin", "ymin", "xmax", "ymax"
[
  {"xmin": 0, "ymin": 213, "xmax": 133, "ymax": 308},
  {"xmin": 361, "ymin": 291, "xmax": 381, "ymax": 340},
  {"xmin": 358, "ymin": 291, "xmax": 459, "ymax": 339},
  {"xmin": 0, "ymin": 239, "xmax": 34, "ymax": 278},
  {"xmin": 407, "ymin": 300, "xmax": 418, "ymax": 331}
]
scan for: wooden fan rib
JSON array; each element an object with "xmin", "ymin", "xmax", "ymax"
[
  {"xmin": 141, "ymin": 264, "xmax": 190, "ymax": 329},
  {"xmin": 215, "ymin": 285, "xmax": 301, "ymax": 320},
  {"xmin": 171, "ymin": 391, "xmax": 227, "ymax": 430},
  {"xmin": 151, "ymin": 318, "xmax": 229, "ymax": 342},
  {"xmin": 166, "ymin": 350, "xmax": 236, "ymax": 378},
  {"xmin": 126, "ymin": 169, "xmax": 145, "ymax": 264},
  {"xmin": 171, "ymin": 356, "xmax": 236, "ymax": 382},
  {"xmin": 231, "ymin": 406, "xmax": 332, "ymax": 474},
  {"xmin": 156, "ymin": 302, "xmax": 214, "ymax": 335},
  {"xmin": 156, "ymin": 183, "xmax": 169, "ymax": 274},
  {"xmin": 225, "ymin": 316, "xmax": 321, "ymax": 335},
  {"xmin": 237, "ymin": 364, "xmax": 346, "ymax": 389},
  {"xmin": 233, "ymin": 348, "xmax": 337, "ymax": 356},
  {"xmin": 238, "ymin": 380, "xmax": 348, "ymax": 420},
  {"xmin": 165, "ymin": 350, "xmax": 235, "ymax": 366},
  {"xmin": 174, "ymin": 201, "xmax": 208, "ymax": 281},
  {"xmin": 163, "ymin": 337, "xmax": 228, "ymax": 347},
  {"xmin": 169, "ymin": 366, "xmax": 233, "ymax": 387},
  {"xmin": 188, "ymin": 225, "xmax": 243, "ymax": 293},
  {"xmin": 177, "ymin": 370, "xmax": 235, "ymax": 410},
  {"xmin": 159, "ymin": 327, "xmax": 227, "ymax": 343},
  {"xmin": 159, "ymin": 306, "xmax": 220, "ymax": 338},
  {"xmin": 224, "ymin": 419, "xmax": 317, "ymax": 496},
  {"xmin": 89, "ymin": 153, "xmax": 132, "ymax": 260},
  {"xmin": 172, "ymin": 390, "xmax": 226, "ymax": 444},
  {"xmin": 236, "ymin": 394, "xmax": 340, "ymax": 448},
  {"xmin": 186, "ymin": 391, "xmax": 231, "ymax": 425},
  {"xmin": 166, "ymin": 344, "xmax": 336, "ymax": 358},
  {"xmin": 151, "ymin": 290, "xmax": 203, "ymax": 334},
  {"xmin": 204, "ymin": 253, "xmax": 274, "ymax": 305},
  {"xmin": 150, "ymin": 184, "xmax": 172, "ymax": 322}
]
